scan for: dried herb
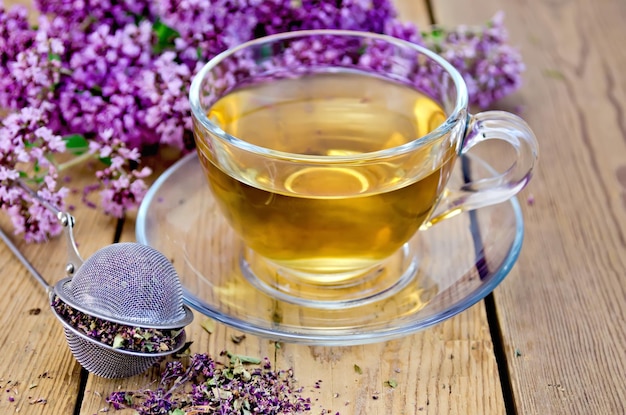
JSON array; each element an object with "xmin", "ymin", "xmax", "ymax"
[
  {"xmin": 107, "ymin": 353, "xmax": 311, "ymax": 414},
  {"xmin": 225, "ymin": 351, "xmax": 262, "ymax": 365},
  {"xmin": 201, "ymin": 319, "xmax": 216, "ymax": 334},
  {"xmin": 543, "ymin": 69, "xmax": 566, "ymax": 80},
  {"xmin": 353, "ymin": 364, "xmax": 362, "ymax": 374},
  {"xmin": 230, "ymin": 334, "xmax": 246, "ymax": 344},
  {"xmin": 174, "ymin": 342, "xmax": 194, "ymax": 358},
  {"xmin": 385, "ymin": 379, "xmax": 398, "ymax": 388},
  {"xmin": 51, "ymin": 296, "xmax": 182, "ymax": 353}
]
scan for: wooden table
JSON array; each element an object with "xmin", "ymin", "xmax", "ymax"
[{"xmin": 1, "ymin": 0, "xmax": 625, "ymax": 414}]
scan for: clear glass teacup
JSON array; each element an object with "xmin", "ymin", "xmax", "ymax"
[{"xmin": 189, "ymin": 30, "xmax": 538, "ymax": 307}]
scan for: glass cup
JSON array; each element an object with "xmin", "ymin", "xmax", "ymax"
[{"xmin": 189, "ymin": 30, "xmax": 538, "ymax": 307}]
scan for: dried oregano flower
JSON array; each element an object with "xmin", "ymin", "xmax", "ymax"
[
  {"xmin": 107, "ymin": 352, "xmax": 312, "ymax": 414},
  {"xmin": 51, "ymin": 296, "xmax": 182, "ymax": 353}
]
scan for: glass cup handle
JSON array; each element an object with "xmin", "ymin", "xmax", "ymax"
[{"xmin": 423, "ymin": 110, "xmax": 539, "ymax": 229}]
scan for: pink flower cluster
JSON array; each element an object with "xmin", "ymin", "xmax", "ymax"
[
  {"xmin": 0, "ymin": 106, "xmax": 67, "ymax": 242},
  {"xmin": 422, "ymin": 11, "xmax": 524, "ymax": 108},
  {"xmin": 87, "ymin": 129, "xmax": 152, "ymax": 218},
  {"xmin": 0, "ymin": 0, "xmax": 524, "ymax": 242}
]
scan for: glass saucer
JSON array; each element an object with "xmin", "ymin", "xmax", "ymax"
[{"xmin": 136, "ymin": 152, "xmax": 524, "ymax": 345}]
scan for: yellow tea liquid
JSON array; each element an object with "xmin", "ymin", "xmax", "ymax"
[{"xmin": 196, "ymin": 71, "xmax": 455, "ymax": 275}]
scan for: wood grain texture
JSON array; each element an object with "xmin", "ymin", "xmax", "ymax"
[
  {"xmin": 393, "ymin": 0, "xmax": 432, "ymax": 27},
  {"xmin": 79, "ymin": 296, "xmax": 505, "ymax": 415},
  {"xmin": 0, "ymin": 162, "xmax": 120, "ymax": 414},
  {"xmin": 432, "ymin": 0, "xmax": 626, "ymax": 414},
  {"xmin": 0, "ymin": 237, "xmax": 80, "ymax": 415}
]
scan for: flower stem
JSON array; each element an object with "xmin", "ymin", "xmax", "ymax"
[{"xmin": 57, "ymin": 151, "xmax": 95, "ymax": 172}]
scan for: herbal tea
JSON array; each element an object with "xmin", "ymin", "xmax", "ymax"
[{"xmin": 196, "ymin": 71, "xmax": 456, "ymax": 276}]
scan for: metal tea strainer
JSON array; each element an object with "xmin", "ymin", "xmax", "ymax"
[
  {"xmin": 53, "ymin": 241, "xmax": 194, "ymax": 378},
  {"xmin": 1, "ymin": 185, "xmax": 194, "ymax": 378}
]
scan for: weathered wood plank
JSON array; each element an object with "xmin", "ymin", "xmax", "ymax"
[
  {"xmin": 432, "ymin": 0, "xmax": 626, "ymax": 414},
  {"xmin": 394, "ymin": 0, "xmax": 432, "ymax": 27},
  {"xmin": 0, "ymin": 162, "xmax": 121, "ymax": 414},
  {"xmin": 79, "ymin": 293, "xmax": 505, "ymax": 415}
]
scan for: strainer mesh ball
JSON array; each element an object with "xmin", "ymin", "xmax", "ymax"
[
  {"xmin": 64, "ymin": 328, "xmax": 159, "ymax": 378},
  {"xmin": 68, "ymin": 242, "xmax": 186, "ymax": 327}
]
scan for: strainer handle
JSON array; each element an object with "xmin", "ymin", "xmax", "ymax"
[
  {"xmin": 15, "ymin": 180, "xmax": 83, "ymax": 276},
  {"xmin": 0, "ymin": 226, "xmax": 51, "ymax": 293},
  {"xmin": 56, "ymin": 212, "xmax": 83, "ymax": 276}
]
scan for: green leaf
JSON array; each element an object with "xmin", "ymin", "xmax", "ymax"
[
  {"xmin": 112, "ymin": 334, "xmax": 125, "ymax": 349},
  {"xmin": 90, "ymin": 85, "xmax": 103, "ymax": 96},
  {"xmin": 422, "ymin": 27, "xmax": 446, "ymax": 53},
  {"xmin": 226, "ymin": 351, "xmax": 261, "ymax": 365},
  {"xmin": 258, "ymin": 44, "xmax": 273, "ymax": 60},
  {"xmin": 385, "ymin": 379, "xmax": 398, "ymax": 388},
  {"xmin": 63, "ymin": 134, "xmax": 89, "ymax": 155},
  {"xmin": 99, "ymin": 156, "xmax": 112, "ymax": 166},
  {"xmin": 153, "ymin": 19, "xmax": 180, "ymax": 53},
  {"xmin": 422, "ymin": 27, "xmax": 444, "ymax": 40},
  {"xmin": 169, "ymin": 410, "xmax": 185, "ymax": 415}
]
